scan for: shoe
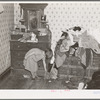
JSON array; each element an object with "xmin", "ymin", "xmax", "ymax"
[
  {"xmin": 65, "ymin": 80, "xmax": 70, "ymax": 83},
  {"xmin": 35, "ymin": 76, "xmax": 41, "ymax": 80},
  {"xmin": 23, "ymin": 75, "xmax": 30, "ymax": 79},
  {"xmin": 31, "ymin": 77, "xmax": 36, "ymax": 80}
]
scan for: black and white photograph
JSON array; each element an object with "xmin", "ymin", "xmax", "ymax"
[{"xmin": 0, "ymin": 1, "xmax": 100, "ymax": 95}]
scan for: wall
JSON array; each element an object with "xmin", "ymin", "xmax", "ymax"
[
  {"xmin": 0, "ymin": 3, "xmax": 14, "ymax": 75},
  {"xmin": 44, "ymin": 3, "xmax": 100, "ymax": 51},
  {"xmin": 14, "ymin": 2, "xmax": 100, "ymax": 52},
  {"xmin": 14, "ymin": 3, "xmax": 21, "ymax": 25}
]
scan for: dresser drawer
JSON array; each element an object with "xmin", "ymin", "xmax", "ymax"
[
  {"xmin": 11, "ymin": 58, "xmax": 44, "ymax": 70},
  {"xmin": 10, "ymin": 39, "xmax": 51, "ymax": 69},
  {"xmin": 10, "ymin": 41, "xmax": 50, "ymax": 51},
  {"xmin": 11, "ymin": 58, "xmax": 24, "ymax": 69},
  {"xmin": 11, "ymin": 51, "xmax": 27, "ymax": 58},
  {"xmin": 10, "ymin": 41, "xmax": 29, "ymax": 50}
]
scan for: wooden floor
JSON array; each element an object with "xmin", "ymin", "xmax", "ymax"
[{"xmin": 0, "ymin": 69, "xmax": 79, "ymax": 89}]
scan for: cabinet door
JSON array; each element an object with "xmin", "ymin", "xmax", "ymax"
[
  {"xmin": 20, "ymin": 3, "xmax": 48, "ymax": 30},
  {"xmin": 23, "ymin": 9, "xmax": 43, "ymax": 30},
  {"xmin": 28, "ymin": 10, "xmax": 37, "ymax": 30}
]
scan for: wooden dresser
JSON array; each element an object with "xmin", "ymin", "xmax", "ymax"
[
  {"xmin": 10, "ymin": 3, "xmax": 52, "ymax": 76},
  {"xmin": 10, "ymin": 31, "xmax": 51, "ymax": 72}
]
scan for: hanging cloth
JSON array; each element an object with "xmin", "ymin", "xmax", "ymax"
[{"xmin": 0, "ymin": 4, "xmax": 4, "ymax": 14}]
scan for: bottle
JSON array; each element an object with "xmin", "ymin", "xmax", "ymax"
[{"xmin": 31, "ymin": 33, "xmax": 35, "ymax": 41}]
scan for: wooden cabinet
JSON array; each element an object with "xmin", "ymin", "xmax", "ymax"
[
  {"xmin": 19, "ymin": 3, "xmax": 48, "ymax": 30},
  {"xmin": 10, "ymin": 29, "xmax": 51, "ymax": 70},
  {"xmin": 10, "ymin": 4, "xmax": 51, "ymax": 77},
  {"xmin": 10, "ymin": 40, "xmax": 50, "ymax": 69}
]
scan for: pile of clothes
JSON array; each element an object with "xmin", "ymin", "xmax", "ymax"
[{"xmin": 49, "ymin": 26, "xmax": 100, "ymax": 80}]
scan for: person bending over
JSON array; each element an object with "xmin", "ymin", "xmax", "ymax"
[{"xmin": 23, "ymin": 48, "xmax": 53, "ymax": 79}]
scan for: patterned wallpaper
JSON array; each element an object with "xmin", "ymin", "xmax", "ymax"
[
  {"xmin": 0, "ymin": 3, "xmax": 14, "ymax": 75},
  {"xmin": 0, "ymin": 2, "xmax": 99, "ymax": 75},
  {"xmin": 0, "ymin": 3, "xmax": 99, "ymax": 75},
  {"xmin": 44, "ymin": 3, "xmax": 100, "ymax": 51},
  {"xmin": 14, "ymin": 3, "xmax": 21, "ymax": 25},
  {"xmin": 14, "ymin": 2, "xmax": 100, "ymax": 52}
]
